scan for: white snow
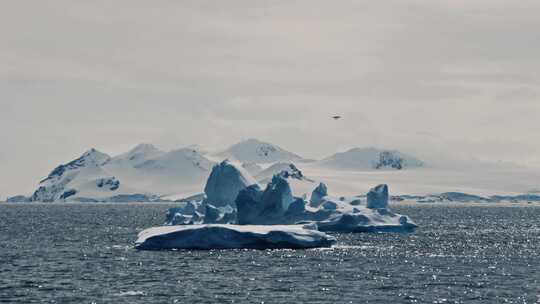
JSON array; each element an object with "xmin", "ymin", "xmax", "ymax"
[
  {"xmin": 212, "ymin": 138, "xmax": 304, "ymax": 164},
  {"xmin": 109, "ymin": 143, "xmax": 165, "ymax": 167},
  {"xmin": 30, "ymin": 149, "xmax": 127, "ymax": 202},
  {"xmin": 318, "ymin": 147, "xmax": 423, "ymax": 170},
  {"xmin": 299, "ymin": 162, "xmax": 540, "ymax": 197},
  {"xmin": 17, "ymin": 139, "xmax": 540, "ymax": 203},
  {"xmin": 135, "ymin": 224, "xmax": 336, "ymax": 250},
  {"xmin": 241, "ymin": 162, "xmax": 264, "ymax": 176},
  {"xmin": 28, "ymin": 145, "xmax": 215, "ymax": 202}
]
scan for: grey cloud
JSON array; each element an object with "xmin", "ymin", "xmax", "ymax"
[{"xmin": 1, "ymin": 0, "xmax": 540, "ymax": 198}]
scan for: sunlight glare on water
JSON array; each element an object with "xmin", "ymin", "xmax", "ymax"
[{"xmin": 0, "ymin": 203, "xmax": 539, "ymax": 303}]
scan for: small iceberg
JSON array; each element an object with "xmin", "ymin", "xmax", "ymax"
[{"xmin": 135, "ymin": 224, "xmax": 336, "ymax": 250}]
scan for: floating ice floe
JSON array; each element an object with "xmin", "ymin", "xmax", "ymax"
[{"xmin": 135, "ymin": 224, "xmax": 336, "ymax": 250}]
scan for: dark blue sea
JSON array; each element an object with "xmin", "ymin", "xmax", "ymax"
[{"xmin": 0, "ymin": 202, "xmax": 539, "ymax": 303}]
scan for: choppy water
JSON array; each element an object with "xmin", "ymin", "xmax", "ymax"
[{"xmin": 0, "ymin": 203, "xmax": 539, "ymax": 304}]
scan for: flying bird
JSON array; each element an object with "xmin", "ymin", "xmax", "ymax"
[{"xmin": 332, "ymin": 115, "xmax": 342, "ymax": 120}]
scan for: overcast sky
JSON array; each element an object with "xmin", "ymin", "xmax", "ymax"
[{"xmin": 1, "ymin": 0, "xmax": 540, "ymax": 198}]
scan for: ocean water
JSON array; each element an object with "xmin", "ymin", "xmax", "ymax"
[{"xmin": 0, "ymin": 203, "xmax": 539, "ymax": 304}]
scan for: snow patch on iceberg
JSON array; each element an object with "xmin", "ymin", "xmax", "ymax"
[{"xmin": 135, "ymin": 224, "xmax": 336, "ymax": 250}]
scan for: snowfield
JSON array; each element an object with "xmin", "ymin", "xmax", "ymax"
[{"xmin": 298, "ymin": 163, "xmax": 540, "ymax": 198}]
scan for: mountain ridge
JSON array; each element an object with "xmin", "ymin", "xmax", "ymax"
[{"xmin": 5, "ymin": 140, "xmax": 430, "ymax": 202}]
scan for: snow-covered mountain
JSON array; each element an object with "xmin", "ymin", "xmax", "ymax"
[
  {"xmin": 135, "ymin": 148, "xmax": 213, "ymax": 177},
  {"xmin": 109, "ymin": 143, "xmax": 165, "ymax": 167},
  {"xmin": 213, "ymin": 139, "xmax": 305, "ymax": 164},
  {"xmin": 317, "ymin": 147, "xmax": 423, "ymax": 170},
  {"xmin": 29, "ymin": 149, "xmax": 140, "ymax": 202},
  {"xmin": 106, "ymin": 147, "xmax": 215, "ymax": 198},
  {"xmin": 12, "ymin": 139, "xmax": 540, "ymax": 203},
  {"xmin": 25, "ymin": 144, "xmax": 216, "ymax": 202},
  {"xmin": 241, "ymin": 162, "xmax": 264, "ymax": 176}
]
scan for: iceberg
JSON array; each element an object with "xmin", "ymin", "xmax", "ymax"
[
  {"xmin": 137, "ymin": 161, "xmax": 417, "ymax": 250},
  {"xmin": 6, "ymin": 195, "xmax": 31, "ymax": 203},
  {"xmin": 316, "ymin": 208, "xmax": 417, "ymax": 233},
  {"xmin": 366, "ymin": 184, "xmax": 389, "ymax": 209},
  {"xmin": 310, "ymin": 182, "xmax": 328, "ymax": 207},
  {"xmin": 166, "ymin": 201, "xmax": 236, "ymax": 225},
  {"xmin": 233, "ymin": 176, "xmax": 417, "ymax": 232},
  {"xmin": 165, "ymin": 160, "xmax": 255, "ymax": 225},
  {"xmin": 236, "ymin": 175, "xmax": 294, "ymax": 225},
  {"xmin": 165, "ymin": 170, "xmax": 417, "ymax": 233},
  {"xmin": 204, "ymin": 160, "xmax": 257, "ymax": 207},
  {"xmin": 135, "ymin": 224, "xmax": 336, "ymax": 250}
]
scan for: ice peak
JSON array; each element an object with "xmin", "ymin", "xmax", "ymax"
[
  {"xmin": 129, "ymin": 143, "xmax": 159, "ymax": 153},
  {"xmin": 216, "ymin": 138, "xmax": 303, "ymax": 164},
  {"xmin": 79, "ymin": 148, "xmax": 110, "ymax": 166},
  {"xmin": 35, "ymin": 148, "xmax": 112, "ymax": 199},
  {"xmin": 239, "ymin": 138, "xmax": 266, "ymax": 145}
]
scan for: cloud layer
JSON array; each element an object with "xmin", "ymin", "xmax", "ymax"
[{"xmin": 1, "ymin": 0, "xmax": 539, "ymax": 198}]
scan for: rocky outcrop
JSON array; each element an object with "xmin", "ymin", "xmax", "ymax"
[
  {"xmin": 375, "ymin": 151, "xmax": 404, "ymax": 170},
  {"xmin": 96, "ymin": 177, "xmax": 120, "ymax": 191}
]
